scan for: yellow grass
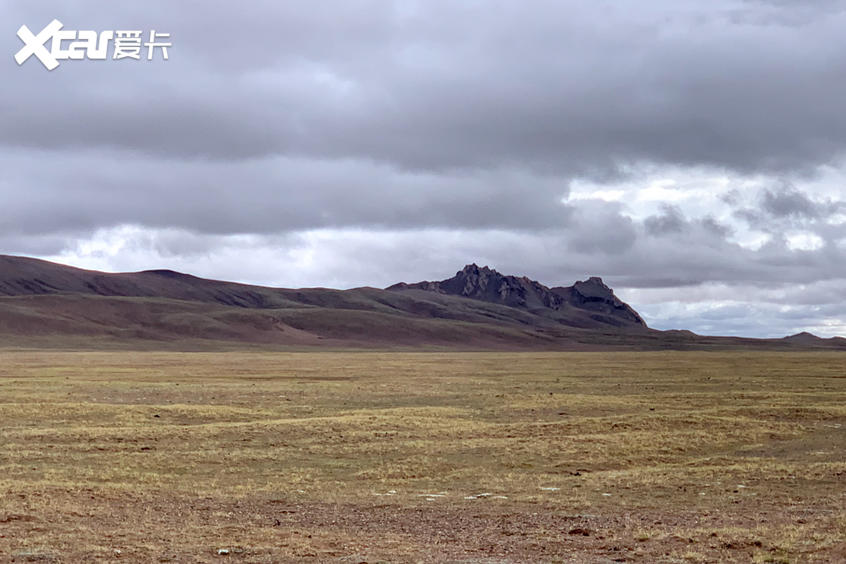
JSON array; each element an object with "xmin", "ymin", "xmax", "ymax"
[{"xmin": 0, "ymin": 351, "xmax": 844, "ymax": 562}]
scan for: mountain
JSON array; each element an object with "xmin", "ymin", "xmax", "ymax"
[
  {"xmin": 388, "ymin": 263, "xmax": 646, "ymax": 329},
  {"xmin": 0, "ymin": 255, "xmax": 844, "ymax": 350},
  {"xmin": 782, "ymin": 331, "xmax": 846, "ymax": 346},
  {"xmin": 783, "ymin": 331, "xmax": 823, "ymax": 345}
]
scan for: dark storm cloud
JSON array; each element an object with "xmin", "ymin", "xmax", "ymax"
[
  {"xmin": 0, "ymin": 149, "xmax": 571, "ymax": 237},
  {"xmin": 4, "ymin": 0, "xmax": 846, "ymax": 174}
]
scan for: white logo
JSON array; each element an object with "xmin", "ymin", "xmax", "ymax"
[{"xmin": 15, "ymin": 19, "xmax": 171, "ymax": 70}]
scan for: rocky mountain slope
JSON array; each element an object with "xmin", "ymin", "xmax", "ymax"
[
  {"xmin": 389, "ymin": 264, "xmax": 646, "ymax": 329},
  {"xmin": 0, "ymin": 255, "xmax": 843, "ymax": 350}
]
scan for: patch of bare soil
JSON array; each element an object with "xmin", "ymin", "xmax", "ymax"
[{"xmin": 2, "ymin": 488, "xmax": 844, "ymax": 562}]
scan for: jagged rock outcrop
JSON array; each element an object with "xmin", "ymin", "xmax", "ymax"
[
  {"xmin": 551, "ymin": 276, "xmax": 646, "ymax": 327},
  {"xmin": 388, "ymin": 264, "xmax": 647, "ymax": 329},
  {"xmin": 391, "ymin": 264, "xmax": 564, "ymax": 309}
]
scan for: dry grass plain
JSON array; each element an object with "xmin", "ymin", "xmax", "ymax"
[{"xmin": 0, "ymin": 351, "xmax": 844, "ymax": 563}]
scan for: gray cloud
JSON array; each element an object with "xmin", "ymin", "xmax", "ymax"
[
  {"xmin": 0, "ymin": 149, "xmax": 572, "ymax": 236},
  {"xmin": 762, "ymin": 184, "xmax": 823, "ymax": 218},
  {"xmin": 3, "ymin": 1, "xmax": 846, "ymax": 337},
  {"xmin": 731, "ymin": 183, "xmax": 846, "ymax": 251},
  {"xmin": 4, "ymin": 1, "xmax": 846, "ymax": 174},
  {"xmin": 644, "ymin": 205, "xmax": 686, "ymax": 235}
]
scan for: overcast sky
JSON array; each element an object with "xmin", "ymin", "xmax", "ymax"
[{"xmin": 3, "ymin": 1, "xmax": 846, "ymax": 337}]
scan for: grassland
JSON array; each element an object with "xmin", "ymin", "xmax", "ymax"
[{"xmin": 0, "ymin": 351, "xmax": 843, "ymax": 563}]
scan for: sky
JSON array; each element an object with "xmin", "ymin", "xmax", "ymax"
[{"xmin": 3, "ymin": 0, "xmax": 846, "ymax": 338}]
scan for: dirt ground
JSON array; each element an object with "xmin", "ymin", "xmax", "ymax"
[{"xmin": 0, "ymin": 351, "xmax": 844, "ymax": 562}]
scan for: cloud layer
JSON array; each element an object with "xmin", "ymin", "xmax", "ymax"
[{"xmin": 2, "ymin": 1, "xmax": 846, "ymax": 336}]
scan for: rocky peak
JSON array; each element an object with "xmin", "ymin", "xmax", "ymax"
[
  {"xmin": 439, "ymin": 264, "xmax": 550, "ymax": 308},
  {"xmin": 388, "ymin": 264, "xmax": 647, "ymax": 329},
  {"xmin": 572, "ymin": 276, "xmax": 613, "ymax": 298},
  {"xmin": 559, "ymin": 276, "xmax": 646, "ymax": 327},
  {"xmin": 460, "ymin": 263, "xmax": 489, "ymax": 275},
  {"xmin": 570, "ymin": 277, "xmax": 628, "ymax": 308}
]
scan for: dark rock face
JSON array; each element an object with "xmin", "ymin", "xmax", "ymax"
[
  {"xmin": 552, "ymin": 276, "xmax": 646, "ymax": 327},
  {"xmin": 388, "ymin": 264, "xmax": 647, "ymax": 329},
  {"xmin": 437, "ymin": 264, "xmax": 563, "ymax": 310}
]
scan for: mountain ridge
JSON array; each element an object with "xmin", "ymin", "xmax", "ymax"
[{"xmin": 0, "ymin": 254, "xmax": 843, "ymax": 350}]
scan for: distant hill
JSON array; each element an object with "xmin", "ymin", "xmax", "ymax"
[
  {"xmin": 782, "ymin": 331, "xmax": 846, "ymax": 346},
  {"xmin": 0, "ymin": 255, "xmax": 843, "ymax": 350}
]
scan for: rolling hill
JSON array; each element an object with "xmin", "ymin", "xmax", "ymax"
[{"xmin": 0, "ymin": 255, "xmax": 843, "ymax": 350}]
